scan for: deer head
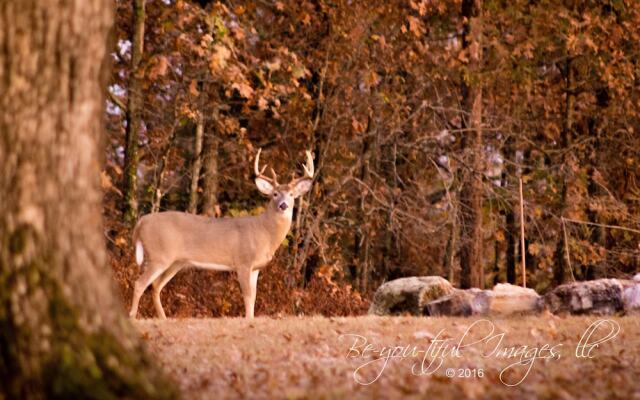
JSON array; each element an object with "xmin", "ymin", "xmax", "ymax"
[{"xmin": 254, "ymin": 148, "xmax": 314, "ymax": 215}]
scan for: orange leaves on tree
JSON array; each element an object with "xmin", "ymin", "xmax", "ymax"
[
  {"xmin": 189, "ymin": 80, "xmax": 200, "ymax": 96},
  {"xmin": 199, "ymin": 33, "xmax": 214, "ymax": 48},
  {"xmin": 258, "ymin": 97, "xmax": 269, "ymax": 111},
  {"xmin": 101, "ymin": 171, "xmax": 122, "ymax": 197},
  {"xmin": 457, "ymin": 49, "xmax": 469, "ymax": 64},
  {"xmin": 409, "ymin": 0, "xmax": 428, "ymax": 16},
  {"xmin": 363, "ymin": 69, "xmax": 381, "ymax": 90},
  {"xmin": 209, "ymin": 44, "xmax": 231, "ymax": 73},
  {"xmin": 407, "ymin": 16, "xmax": 425, "ymax": 37},
  {"xmin": 265, "ymin": 57, "xmax": 282, "ymax": 72},
  {"xmin": 147, "ymin": 55, "xmax": 170, "ymax": 80},
  {"xmin": 528, "ymin": 242, "xmax": 541, "ymax": 256},
  {"xmin": 232, "ymin": 82, "xmax": 254, "ymax": 99},
  {"xmin": 301, "ymin": 13, "xmax": 311, "ymax": 26},
  {"xmin": 351, "ymin": 117, "xmax": 366, "ymax": 133}
]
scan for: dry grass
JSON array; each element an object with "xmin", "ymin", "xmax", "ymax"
[{"xmin": 136, "ymin": 315, "xmax": 640, "ymax": 399}]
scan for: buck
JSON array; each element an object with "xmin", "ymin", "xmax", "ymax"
[{"xmin": 129, "ymin": 149, "xmax": 314, "ymax": 319}]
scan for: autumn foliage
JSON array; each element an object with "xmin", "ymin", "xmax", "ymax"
[{"xmin": 104, "ymin": 0, "xmax": 640, "ymax": 317}]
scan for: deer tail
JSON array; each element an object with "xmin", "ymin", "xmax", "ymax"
[{"xmin": 132, "ymin": 219, "xmax": 144, "ymax": 267}]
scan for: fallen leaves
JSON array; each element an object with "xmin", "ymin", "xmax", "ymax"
[{"xmin": 135, "ymin": 316, "xmax": 640, "ymax": 399}]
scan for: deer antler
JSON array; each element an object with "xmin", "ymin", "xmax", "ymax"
[
  {"xmin": 254, "ymin": 148, "xmax": 279, "ymax": 186},
  {"xmin": 301, "ymin": 150, "xmax": 314, "ymax": 178},
  {"xmin": 289, "ymin": 150, "xmax": 314, "ymax": 186}
]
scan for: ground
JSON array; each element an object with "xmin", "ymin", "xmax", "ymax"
[{"xmin": 135, "ymin": 315, "xmax": 640, "ymax": 399}]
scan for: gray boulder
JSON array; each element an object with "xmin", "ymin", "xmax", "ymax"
[
  {"xmin": 426, "ymin": 288, "xmax": 491, "ymax": 316},
  {"xmin": 543, "ymin": 278, "xmax": 635, "ymax": 315},
  {"xmin": 488, "ymin": 283, "xmax": 542, "ymax": 315},
  {"xmin": 622, "ymin": 274, "xmax": 640, "ymax": 314},
  {"xmin": 425, "ymin": 284, "xmax": 542, "ymax": 317},
  {"xmin": 368, "ymin": 276, "xmax": 454, "ymax": 316}
]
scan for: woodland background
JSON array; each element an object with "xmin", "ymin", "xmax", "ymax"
[{"xmin": 104, "ymin": 0, "xmax": 640, "ymax": 317}]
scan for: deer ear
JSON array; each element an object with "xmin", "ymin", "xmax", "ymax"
[
  {"xmin": 255, "ymin": 177, "xmax": 274, "ymax": 196},
  {"xmin": 291, "ymin": 179, "xmax": 312, "ymax": 198}
]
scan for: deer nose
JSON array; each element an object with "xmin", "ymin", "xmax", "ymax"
[{"xmin": 278, "ymin": 202, "xmax": 288, "ymax": 211}]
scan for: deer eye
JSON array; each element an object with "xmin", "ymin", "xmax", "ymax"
[{"xmin": 273, "ymin": 192, "xmax": 278, "ymax": 197}]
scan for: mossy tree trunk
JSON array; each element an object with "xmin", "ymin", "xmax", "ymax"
[
  {"xmin": 0, "ymin": 1, "xmax": 176, "ymax": 398},
  {"xmin": 123, "ymin": 0, "xmax": 146, "ymax": 223}
]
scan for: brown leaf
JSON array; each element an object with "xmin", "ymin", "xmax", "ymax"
[
  {"xmin": 265, "ymin": 57, "xmax": 282, "ymax": 72},
  {"xmin": 148, "ymin": 55, "xmax": 170, "ymax": 80},
  {"xmin": 189, "ymin": 80, "xmax": 200, "ymax": 96},
  {"xmin": 258, "ymin": 97, "xmax": 269, "ymax": 110},
  {"xmin": 232, "ymin": 82, "xmax": 254, "ymax": 98},
  {"xmin": 209, "ymin": 44, "xmax": 231, "ymax": 73},
  {"xmin": 101, "ymin": 171, "xmax": 122, "ymax": 196},
  {"xmin": 364, "ymin": 70, "xmax": 381, "ymax": 88},
  {"xmin": 351, "ymin": 117, "xmax": 366, "ymax": 133},
  {"xmin": 301, "ymin": 13, "xmax": 311, "ymax": 26},
  {"xmin": 407, "ymin": 16, "xmax": 425, "ymax": 37}
]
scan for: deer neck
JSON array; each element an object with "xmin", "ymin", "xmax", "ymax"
[{"xmin": 259, "ymin": 205, "xmax": 293, "ymax": 251}]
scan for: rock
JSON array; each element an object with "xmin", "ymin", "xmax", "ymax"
[
  {"xmin": 368, "ymin": 276, "xmax": 454, "ymax": 316},
  {"xmin": 488, "ymin": 283, "xmax": 542, "ymax": 315},
  {"xmin": 425, "ymin": 288, "xmax": 490, "ymax": 316},
  {"xmin": 425, "ymin": 284, "xmax": 541, "ymax": 317},
  {"xmin": 543, "ymin": 279, "xmax": 634, "ymax": 315},
  {"xmin": 623, "ymin": 281, "xmax": 640, "ymax": 314}
]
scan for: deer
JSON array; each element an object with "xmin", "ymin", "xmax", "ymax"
[{"xmin": 128, "ymin": 148, "xmax": 314, "ymax": 319}]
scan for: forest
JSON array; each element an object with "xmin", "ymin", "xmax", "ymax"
[
  {"xmin": 2, "ymin": 0, "xmax": 640, "ymax": 398},
  {"xmin": 103, "ymin": 0, "xmax": 640, "ymax": 316}
]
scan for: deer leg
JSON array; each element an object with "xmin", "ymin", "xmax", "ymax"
[
  {"xmin": 151, "ymin": 263, "xmax": 182, "ymax": 319},
  {"xmin": 249, "ymin": 269, "xmax": 260, "ymax": 317},
  {"xmin": 238, "ymin": 268, "xmax": 260, "ymax": 319},
  {"xmin": 129, "ymin": 261, "xmax": 167, "ymax": 318}
]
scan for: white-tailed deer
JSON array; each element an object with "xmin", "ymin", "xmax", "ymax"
[{"xmin": 129, "ymin": 149, "xmax": 314, "ymax": 319}]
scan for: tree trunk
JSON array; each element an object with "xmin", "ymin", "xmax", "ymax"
[
  {"xmin": 443, "ymin": 215, "xmax": 459, "ymax": 285},
  {"xmin": 123, "ymin": 0, "xmax": 146, "ymax": 223},
  {"xmin": 585, "ymin": 87, "xmax": 609, "ymax": 279},
  {"xmin": 504, "ymin": 138, "xmax": 517, "ymax": 284},
  {"xmin": 492, "ymin": 236, "xmax": 501, "ymax": 285},
  {"xmin": 459, "ymin": 0, "xmax": 484, "ymax": 289},
  {"xmin": 381, "ymin": 142, "xmax": 399, "ymax": 282},
  {"xmin": 354, "ymin": 117, "xmax": 374, "ymax": 293},
  {"xmin": 0, "ymin": 1, "xmax": 175, "ymax": 398},
  {"xmin": 554, "ymin": 58, "xmax": 575, "ymax": 285},
  {"xmin": 201, "ymin": 125, "xmax": 220, "ymax": 217},
  {"xmin": 187, "ymin": 112, "xmax": 204, "ymax": 214},
  {"xmin": 150, "ymin": 125, "xmax": 178, "ymax": 213},
  {"xmin": 505, "ymin": 208, "xmax": 517, "ymax": 284}
]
